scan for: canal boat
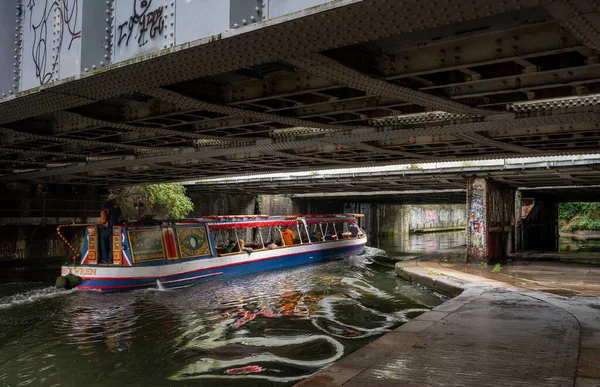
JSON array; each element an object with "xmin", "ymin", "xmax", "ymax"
[{"xmin": 59, "ymin": 214, "xmax": 367, "ymax": 292}]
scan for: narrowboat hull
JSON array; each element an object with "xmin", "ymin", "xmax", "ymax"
[{"xmin": 61, "ymin": 237, "xmax": 367, "ymax": 293}]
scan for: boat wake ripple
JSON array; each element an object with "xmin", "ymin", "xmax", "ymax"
[{"xmin": 0, "ymin": 287, "xmax": 74, "ymax": 310}]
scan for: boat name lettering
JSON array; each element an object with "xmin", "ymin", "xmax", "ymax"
[{"xmin": 61, "ymin": 267, "xmax": 97, "ymax": 276}]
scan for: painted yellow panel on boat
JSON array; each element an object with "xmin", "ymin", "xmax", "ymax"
[
  {"xmin": 176, "ymin": 227, "xmax": 211, "ymax": 259},
  {"xmin": 127, "ymin": 229, "xmax": 166, "ymax": 263}
]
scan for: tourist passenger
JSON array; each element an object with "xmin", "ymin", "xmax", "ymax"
[
  {"xmin": 337, "ymin": 232, "xmax": 344, "ymax": 240},
  {"xmin": 98, "ymin": 208, "xmax": 112, "ymax": 264},
  {"xmin": 267, "ymin": 239, "xmax": 278, "ymax": 249},
  {"xmin": 310, "ymin": 233, "xmax": 318, "ymax": 242},
  {"xmin": 349, "ymin": 223, "xmax": 360, "ymax": 238},
  {"xmin": 239, "ymin": 239, "xmax": 253, "ymax": 254},
  {"xmin": 223, "ymin": 240, "xmax": 236, "ymax": 253},
  {"xmin": 325, "ymin": 231, "xmax": 334, "ymax": 241},
  {"xmin": 281, "ymin": 226, "xmax": 295, "ymax": 246}
]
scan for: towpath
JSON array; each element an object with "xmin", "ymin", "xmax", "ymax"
[{"xmin": 296, "ymin": 260, "xmax": 600, "ymax": 386}]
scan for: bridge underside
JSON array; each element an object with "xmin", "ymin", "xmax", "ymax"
[{"xmin": 0, "ymin": 0, "xmax": 599, "ymax": 186}]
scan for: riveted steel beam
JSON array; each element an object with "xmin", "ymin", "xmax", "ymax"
[
  {"xmin": 205, "ymin": 157, "xmax": 274, "ymax": 170},
  {"xmin": 0, "ymin": 126, "xmax": 165, "ymax": 153},
  {"xmin": 546, "ymin": 1, "xmax": 600, "ymax": 52},
  {"xmin": 380, "ymin": 23, "xmax": 582, "ymax": 80},
  {"xmin": 145, "ymin": 88, "xmax": 368, "ymax": 132},
  {"xmin": 3, "ymin": 0, "xmax": 545, "ymax": 126},
  {"xmin": 3, "ymin": 109, "xmax": 598, "ymax": 182},
  {"xmin": 265, "ymin": 150, "xmax": 350, "ymax": 166},
  {"xmin": 329, "ymin": 141, "xmax": 429, "ymax": 160},
  {"xmin": 287, "ymin": 53, "xmax": 496, "ymax": 116},
  {"xmin": 439, "ymin": 64, "xmax": 600, "ymax": 100},
  {"xmin": 56, "ymin": 112, "xmax": 235, "ymax": 143},
  {"xmin": 0, "ymin": 147, "xmax": 96, "ymax": 160},
  {"xmin": 453, "ymin": 132, "xmax": 542, "ymax": 154}
]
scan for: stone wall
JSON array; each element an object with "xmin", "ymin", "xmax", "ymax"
[
  {"xmin": 0, "ymin": 224, "xmax": 84, "ymax": 261},
  {"xmin": 402, "ymin": 204, "xmax": 466, "ymax": 233},
  {"xmin": 292, "ymin": 200, "xmax": 465, "ymax": 236},
  {"xmin": 188, "ymin": 192, "xmax": 256, "ymax": 217},
  {"xmin": 0, "ymin": 182, "xmax": 106, "ymax": 224},
  {"xmin": 260, "ymin": 195, "xmax": 302, "ymax": 215}
]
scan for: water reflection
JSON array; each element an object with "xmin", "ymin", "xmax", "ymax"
[
  {"xmin": 559, "ymin": 234, "xmax": 600, "ymax": 253},
  {"xmin": 372, "ymin": 231, "xmax": 466, "ymax": 257},
  {"xmin": 0, "ymin": 248, "xmax": 444, "ymax": 386}
]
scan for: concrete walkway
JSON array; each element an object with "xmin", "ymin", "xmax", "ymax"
[{"xmin": 296, "ymin": 261, "xmax": 600, "ymax": 387}]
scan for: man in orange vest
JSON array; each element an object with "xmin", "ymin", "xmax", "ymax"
[{"xmin": 281, "ymin": 226, "xmax": 295, "ymax": 246}]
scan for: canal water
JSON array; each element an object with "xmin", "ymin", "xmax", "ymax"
[
  {"xmin": 0, "ymin": 244, "xmax": 447, "ymax": 387},
  {"xmin": 373, "ymin": 230, "xmax": 466, "ymax": 259},
  {"xmin": 559, "ymin": 233, "xmax": 600, "ymax": 253}
]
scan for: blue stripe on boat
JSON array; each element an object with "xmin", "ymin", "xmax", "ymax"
[{"xmin": 77, "ymin": 244, "xmax": 364, "ymax": 292}]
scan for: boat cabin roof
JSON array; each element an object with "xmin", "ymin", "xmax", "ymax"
[{"xmin": 124, "ymin": 214, "xmax": 363, "ymax": 228}]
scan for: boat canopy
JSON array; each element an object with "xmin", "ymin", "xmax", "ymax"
[
  {"xmin": 305, "ymin": 217, "xmax": 357, "ymax": 225},
  {"xmin": 206, "ymin": 219, "xmax": 297, "ymax": 230}
]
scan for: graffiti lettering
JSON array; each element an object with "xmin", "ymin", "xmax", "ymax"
[
  {"xmin": 117, "ymin": 0, "xmax": 165, "ymax": 48},
  {"xmin": 27, "ymin": 0, "xmax": 81, "ymax": 85}
]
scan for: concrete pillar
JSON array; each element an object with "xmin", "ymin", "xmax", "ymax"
[
  {"xmin": 466, "ymin": 178, "xmax": 515, "ymax": 263},
  {"xmin": 514, "ymin": 190, "xmax": 523, "ymax": 253}
]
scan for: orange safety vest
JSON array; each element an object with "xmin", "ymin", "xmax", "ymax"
[{"xmin": 282, "ymin": 229, "xmax": 295, "ymax": 246}]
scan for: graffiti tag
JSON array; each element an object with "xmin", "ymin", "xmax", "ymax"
[{"xmin": 117, "ymin": 0, "xmax": 166, "ymax": 47}]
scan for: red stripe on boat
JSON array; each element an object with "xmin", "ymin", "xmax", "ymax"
[{"xmin": 163, "ymin": 228, "xmax": 178, "ymax": 259}]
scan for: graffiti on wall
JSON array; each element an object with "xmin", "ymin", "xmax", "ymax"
[
  {"xmin": 521, "ymin": 198, "xmax": 535, "ymax": 220},
  {"xmin": 468, "ymin": 178, "xmax": 486, "ymax": 259},
  {"xmin": 27, "ymin": 0, "xmax": 81, "ymax": 85},
  {"xmin": 424, "ymin": 210, "xmax": 437, "ymax": 222},
  {"xmin": 0, "ymin": 239, "xmax": 27, "ymax": 259},
  {"xmin": 117, "ymin": 0, "xmax": 166, "ymax": 48}
]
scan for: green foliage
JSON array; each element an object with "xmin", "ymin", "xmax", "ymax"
[
  {"xmin": 142, "ymin": 183, "xmax": 194, "ymax": 219},
  {"xmin": 559, "ymin": 202, "xmax": 600, "ymax": 221},
  {"xmin": 561, "ymin": 216, "xmax": 600, "ymax": 232},
  {"xmin": 559, "ymin": 202, "xmax": 600, "ymax": 232},
  {"xmin": 491, "ymin": 264, "xmax": 502, "ymax": 273},
  {"xmin": 480, "ymin": 262, "xmax": 488, "ymax": 268},
  {"xmin": 254, "ymin": 196, "xmax": 263, "ymax": 215}
]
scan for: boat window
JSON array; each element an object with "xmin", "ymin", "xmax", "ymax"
[
  {"xmin": 255, "ymin": 227, "xmax": 266, "ymax": 249},
  {"xmin": 266, "ymin": 226, "xmax": 283, "ymax": 247},
  {"xmin": 295, "ymin": 221, "xmax": 304, "ymax": 244}
]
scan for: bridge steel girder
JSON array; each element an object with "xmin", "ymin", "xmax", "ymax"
[
  {"xmin": 185, "ymin": 158, "xmax": 600, "ymax": 195},
  {"xmin": 3, "ymin": 0, "xmax": 600, "ymax": 185},
  {"xmin": 545, "ymin": 1, "xmax": 600, "ymax": 53},
  {"xmin": 286, "ymin": 54, "xmax": 495, "ymax": 116},
  {"xmin": 145, "ymin": 88, "xmax": 367, "ymax": 132},
  {"xmin": 2, "ymin": 109, "xmax": 598, "ymax": 183},
  {"xmin": 0, "ymin": 0, "xmax": 547, "ymax": 126},
  {"xmin": 453, "ymin": 132, "xmax": 542, "ymax": 154},
  {"xmin": 377, "ymin": 23, "xmax": 585, "ymax": 81}
]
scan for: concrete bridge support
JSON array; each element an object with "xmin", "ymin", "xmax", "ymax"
[{"xmin": 466, "ymin": 178, "xmax": 515, "ymax": 263}]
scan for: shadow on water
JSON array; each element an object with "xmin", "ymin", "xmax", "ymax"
[{"xmin": 0, "ymin": 247, "xmax": 445, "ymax": 387}]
